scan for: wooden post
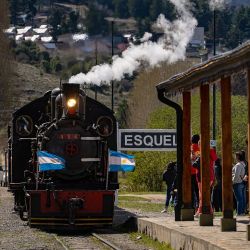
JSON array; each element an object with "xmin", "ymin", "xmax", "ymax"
[
  {"xmin": 199, "ymin": 84, "xmax": 213, "ymax": 226},
  {"xmin": 248, "ymin": 68, "xmax": 250, "ymax": 212},
  {"xmin": 220, "ymin": 76, "xmax": 236, "ymax": 231},
  {"xmin": 181, "ymin": 91, "xmax": 194, "ymax": 220},
  {"xmin": 247, "ymin": 69, "xmax": 250, "ymax": 239}
]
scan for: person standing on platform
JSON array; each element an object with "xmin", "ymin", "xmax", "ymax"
[
  {"xmin": 212, "ymin": 158, "xmax": 222, "ymax": 212},
  {"xmin": 241, "ymin": 150, "xmax": 248, "ymax": 214},
  {"xmin": 232, "ymin": 151, "xmax": 246, "ymax": 216},
  {"xmin": 161, "ymin": 161, "xmax": 177, "ymax": 213},
  {"xmin": 193, "ymin": 141, "xmax": 217, "ymax": 217},
  {"xmin": 191, "ymin": 134, "xmax": 200, "ymax": 211}
]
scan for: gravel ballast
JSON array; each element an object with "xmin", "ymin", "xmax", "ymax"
[{"xmin": 0, "ymin": 187, "xmax": 155, "ymax": 250}]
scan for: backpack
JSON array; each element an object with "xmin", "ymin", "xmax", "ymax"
[
  {"xmin": 192, "ymin": 157, "xmax": 200, "ymax": 169},
  {"xmin": 162, "ymin": 162, "xmax": 176, "ymax": 184}
]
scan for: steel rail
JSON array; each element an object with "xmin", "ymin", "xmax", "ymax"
[
  {"xmin": 53, "ymin": 232, "xmax": 122, "ymax": 250},
  {"xmin": 53, "ymin": 235, "xmax": 69, "ymax": 250},
  {"xmin": 92, "ymin": 232, "xmax": 122, "ymax": 250}
]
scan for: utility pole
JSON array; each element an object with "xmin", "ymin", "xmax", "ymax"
[
  {"xmin": 111, "ymin": 20, "xmax": 114, "ymax": 112},
  {"xmin": 95, "ymin": 39, "xmax": 98, "ymax": 101},
  {"xmin": 212, "ymin": 10, "xmax": 216, "ymax": 142}
]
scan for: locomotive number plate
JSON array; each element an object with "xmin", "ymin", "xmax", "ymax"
[{"xmin": 58, "ymin": 134, "xmax": 80, "ymax": 140}]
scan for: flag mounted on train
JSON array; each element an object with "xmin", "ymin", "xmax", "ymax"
[
  {"xmin": 37, "ymin": 151, "xmax": 65, "ymax": 171},
  {"xmin": 109, "ymin": 150, "xmax": 135, "ymax": 172}
]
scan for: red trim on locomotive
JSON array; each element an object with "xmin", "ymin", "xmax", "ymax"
[
  {"xmin": 27, "ymin": 190, "xmax": 115, "ymax": 227},
  {"xmin": 34, "ymin": 190, "xmax": 113, "ymax": 213},
  {"xmin": 57, "ymin": 133, "xmax": 80, "ymax": 140}
]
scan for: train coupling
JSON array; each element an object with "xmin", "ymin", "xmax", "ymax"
[{"xmin": 67, "ymin": 198, "xmax": 84, "ymax": 225}]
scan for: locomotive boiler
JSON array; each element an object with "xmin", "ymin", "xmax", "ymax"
[{"xmin": 7, "ymin": 83, "xmax": 118, "ymax": 228}]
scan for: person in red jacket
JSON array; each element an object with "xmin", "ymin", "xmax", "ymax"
[
  {"xmin": 194, "ymin": 142, "xmax": 217, "ymax": 217},
  {"xmin": 191, "ymin": 134, "xmax": 200, "ymax": 211}
]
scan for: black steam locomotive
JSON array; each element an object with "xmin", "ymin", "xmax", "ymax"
[{"xmin": 7, "ymin": 83, "xmax": 118, "ymax": 228}]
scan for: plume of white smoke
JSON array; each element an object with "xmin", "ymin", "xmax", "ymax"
[
  {"xmin": 69, "ymin": 0, "xmax": 197, "ymax": 85},
  {"xmin": 140, "ymin": 32, "xmax": 153, "ymax": 42},
  {"xmin": 209, "ymin": 0, "xmax": 231, "ymax": 10}
]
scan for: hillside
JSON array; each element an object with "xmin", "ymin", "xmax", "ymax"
[
  {"xmin": 0, "ymin": 62, "xmax": 58, "ymax": 147},
  {"xmin": 0, "ymin": 62, "xmax": 112, "ymax": 149}
]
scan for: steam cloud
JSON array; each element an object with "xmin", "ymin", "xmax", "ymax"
[
  {"xmin": 69, "ymin": 0, "xmax": 197, "ymax": 86},
  {"xmin": 140, "ymin": 32, "xmax": 153, "ymax": 42},
  {"xmin": 209, "ymin": 0, "xmax": 231, "ymax": 10}
]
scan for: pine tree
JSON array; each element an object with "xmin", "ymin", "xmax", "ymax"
[
  {"xmin": 149, "ymin": 0, "xmax": 163, "ymax": 21},
  {"xmin": 9, "ymin": 0, "xmax": 19, "ymax": 25},
  {"xmin": 85, "ymin": 4, "xmax": 108, "ymax": 35},
  {"xmin": 68, "ymin": 11, "xmax": 79, "ymax": 33},
  {"xmin": 113, "ymin": 0, "xmax": 129, "ymax": 18}
]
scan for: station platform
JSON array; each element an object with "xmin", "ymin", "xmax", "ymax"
[{"xmin": 137, "ymin": 215, "xmax": 250, "ymax": 250}]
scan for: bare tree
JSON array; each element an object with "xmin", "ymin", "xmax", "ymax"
[{"xmin": 128, "ymin": 59, "xmax": 199, "ymax": 128}]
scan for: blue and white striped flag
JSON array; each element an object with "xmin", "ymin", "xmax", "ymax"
[
  {"xmin": 109, "ymin": 150, "xmax": 135, "ymax": 172},
  {"xmin": 37, "ymin": 151, "xmax": 65, "ymax": 172}
]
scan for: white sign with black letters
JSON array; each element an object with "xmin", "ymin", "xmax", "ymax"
[{"xmin": 118, "ymin": 129, "xmax": 177, "ymax": 151}]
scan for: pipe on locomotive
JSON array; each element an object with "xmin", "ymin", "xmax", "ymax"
[
  {"xmin": 52, "ymin": 83, "xmax": 86, "ymax": 121},
  {"xmin": 157, "ymin": 89, "xmax": 183, "ymax": 222}
]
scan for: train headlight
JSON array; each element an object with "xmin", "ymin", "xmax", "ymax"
[{"xmin": 67, "ymin": 98, "xmax": 77, "ymax": 108}]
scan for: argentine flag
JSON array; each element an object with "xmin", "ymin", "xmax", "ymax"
[
  {"xmin": 37, "ymin": 151, "xmax": 65, "ymax": 172},
  {"xmin": 109, "ymin": 150, "xmax": 135, "ymax": 172}
]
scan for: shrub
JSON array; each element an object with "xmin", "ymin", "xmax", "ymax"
[
  {"xmin": 39, "ymin": 51, "xmax": 50, "ymax": 62},
  {"xmin": 50, "ymin": 56, "xmax": 62, "ymax": 72},
  {"xmin": 126, "ymin": 151, "xmax": 176, "ymax": 192},
  {"xmin": 70, "ymin": 63, "xmax": 83, "ymax": 76},
  {"xmin": 14, "ymin": 41, "xmax": 40, "ymax": 63},
  {"xmin": 41, "ymin": 60, "xmax": 51, "ymax": 73},
  {"xmin": 116, "ymin": 99, "xmax": 128, "ymax": 128}
]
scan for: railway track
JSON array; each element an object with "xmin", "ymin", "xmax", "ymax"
[{"xmin": 54, "ymin": 231, "xmax": 122, "ymax": 250}]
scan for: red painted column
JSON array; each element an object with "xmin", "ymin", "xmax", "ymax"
[
  {"xmin": 200, "ymin": 84, "xmax": 211, "ymax": 215},
  {"xmin": 220, "ymin": 76, "xmax": 236, "ymax": 231},
  {"xmin": 182, "ymin": 92, "xmax": 192, "ymax": 207},
  {"xmin": 221, "ymin": 76, "xmax": 234, "ymax": 218}
]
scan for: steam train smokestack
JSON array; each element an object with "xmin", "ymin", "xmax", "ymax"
[
  {"xmin": 54, "ymin": 83, "xmax": 86, "ymax": 120},
  {"xmin": 69, "ymin": 0, "xmax": 197, "ymax": 86},
  {"xmin": 62, "ymin": 83, "xmax": 80, "ymax": 95}
]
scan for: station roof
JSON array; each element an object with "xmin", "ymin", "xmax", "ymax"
[{"xmin": 156, "ymin": 41, "xmax": 250, "ymax": 94}]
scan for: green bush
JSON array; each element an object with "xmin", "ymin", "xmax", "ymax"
[
  {"xmin": 41, "ymin": 60, "xmax": 51, "ymax": 73},
  {"xmin": 126, "ymin": 151, "xmax": 176, "ymax": 192},
  {"xmin": 70, "ymin": 63, "xmax": 83, "ymax": 76},
  {"xmin": 39, "ymin": 51, "xmax": 50, "ymax": 62},
  {"xmin": 50, "ymin": 56, "xmax": 62, "ymax": 73},
  {"xmin": 15, "ymin": 41, "xmax": 40, "ymax": 63},
  {"xmin": 116, "ymin": 99, "xmax": 128, "ymax": 129}
]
